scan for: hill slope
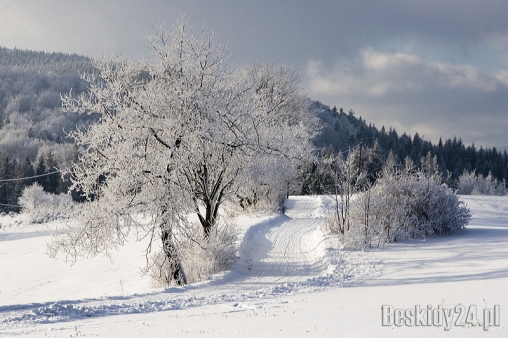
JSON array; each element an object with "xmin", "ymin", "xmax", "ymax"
[{"xmin": 310, "ymin": 101, "xmax": 508, "ymax": 189}]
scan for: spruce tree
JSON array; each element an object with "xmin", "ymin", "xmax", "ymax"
[
  {"xmin": 35, "ymin": 156, "xmax": 48, "ymax": 192},
  {"xmin": 0, "ymin": 153, "xmax": 14, "ymax": 210},
  {"xmin": 45, "ymin": 151, "xmax": 60, "ymax": 194},
  {"xmin": 13, "ymin": 156, "xmax": 35, "ymax": 205}
]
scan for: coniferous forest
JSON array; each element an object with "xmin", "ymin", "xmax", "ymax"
[
  {"xmin": 0, "ymin": 47, "xmax": 507, "ymax": 212},
  {"xmin": 304, "ymin": 101, "xmax": 508, "ymax": 195}
]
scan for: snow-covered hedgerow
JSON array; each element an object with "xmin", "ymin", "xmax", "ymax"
[
  {"xmin": 19, "ymin": 183, "xmax": 78, "ymax": 224},
  {"xmin": 327, "ymin": 172, "xmax": 472, "ymax": 249},
  {"xmin": 457, "ymin": 170, "xmax": 507, "ymax": 196}
]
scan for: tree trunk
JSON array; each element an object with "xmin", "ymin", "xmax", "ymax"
[
  {"xmin": 197, "ymin": 199, "xmax": 216, "ymax": 239},
  {"xmin": 196, "ymin": 179, "xmax": 225, "ymax": 239},
  {"xmin": 160, "ymin": 227, "xmax": 187, "ymax": 286}
]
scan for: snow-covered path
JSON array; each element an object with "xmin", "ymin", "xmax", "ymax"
[
  {"xmin": 0, "ymin": 196, "xmax": 378, "ymax": 333},
  {"xmin": 233, "ymin": 196, "xmax": 329, "ymax": 286}
]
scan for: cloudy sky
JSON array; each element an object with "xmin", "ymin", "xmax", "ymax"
[{"xmin": 1, "ymin": 0, "xmax": 507, "ymax": 149}]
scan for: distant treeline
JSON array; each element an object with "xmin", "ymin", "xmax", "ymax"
[
  {"xmin": 303, "ymin": 101, "xmax": 508, "ymax": 194},
  {"xmin": 0, "ymin": 46, "xmax": 95, "ymax": 75},
  {"xmin": 0, "ymin": 148, "xmax": 79, "ymax": 210}
]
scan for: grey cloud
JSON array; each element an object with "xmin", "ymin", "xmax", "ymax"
[
  {"xmin": 1, "ymin": 0, "xmax": 506, "ymax": 148},
  {"xmin": 3, "ymin": 1, "xmax": 507, "ymax": 66},
  {"xmin": 306, "ymin": 50, "xmax": 508, "ymax": 148}
]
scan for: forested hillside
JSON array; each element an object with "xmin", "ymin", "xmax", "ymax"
[
  {"xmin": 306, "ymin": 101, "xmax": 508, "ymax": 193},
  {"xmin": 0, "ymin": 47, "xmax": 95, "ymax": 75},
  {"xmin": 0, "ymin": 47, "xmax": 98, "ymax": 209},
  {"xmin": 0, "ymin": 47, "xmax": 506, "ymax": 212}
]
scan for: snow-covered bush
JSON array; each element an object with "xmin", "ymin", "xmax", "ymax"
[
  {"xmin": 145, "ymin": 218, "xmax": 238, "ymax": 287},
  {"xmin": 235, "ymin": 177, "xmax": 287, "ymax": 215},
  {"xmin": 19, "ymin": 183, "xmax": 77, "ymax": 224},
  {"xmin": 367, "ymin": 173, "xmax": 470, "ymax": 243},
  {"xmin": 457, "ymin": 170, "xmax": 507, "ymax": 196},
  {"xmin": 327, "ymin": 171, "xmax": 472, "ymax": 249}
]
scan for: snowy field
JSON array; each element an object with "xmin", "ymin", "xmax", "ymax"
[{"xmin": 0, "ymin": 195, "xmax": 507, "ymax": 337}]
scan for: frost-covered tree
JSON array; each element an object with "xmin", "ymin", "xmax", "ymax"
[
  {"xmin": 19, "ymin": 182, "xmax": 77, "ymax": 224},
  {"xmin": 48, "ymin": 17, "xmax": 316, "ymax": 285},
  {"xmin": 420, "ymin": 151, "xmax": 439, "ymax": 177},
  {"xmin": 457, "ymin": 170, "xmax": 507, "ymax": 196},
  {"xmin": 382, "ymin": 150, "xmax": 398, "ymax": 176},
  {"xmin": 321, "ymin": 147, "xmax": 365, "ymax": 234},
  {"xmin": 0, "ymin": 152, "xmax": 15, "ymax": 209}
]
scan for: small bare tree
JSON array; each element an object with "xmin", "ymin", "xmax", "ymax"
[{"xmin": 321, "ymin": 147, "xmax": 364, "ymax": 235}]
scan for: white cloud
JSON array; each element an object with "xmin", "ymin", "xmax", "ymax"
[
  {"xmin": 307, "ymin": 50, "xmax": 507, "ymax": 100},
  {"xmin": 494, "ymin": 70, "xmax": 508, "ymax": 87},
  {"xmin": 430, "ymin": 62, "xmax": 498, "ymax": 92},
  {"xmin": 363, "ymin": 50, "xmax": 421, "ymax": 71},
  {"xmin": 306, "ymin": 50, "xmax": 425, "ymax": 98}
]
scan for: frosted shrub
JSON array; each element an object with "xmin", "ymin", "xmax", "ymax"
[
  {"xmin": 328, "ymin": 171, "xmax": 472, "ymax": 249},
  {"xmin": 235, "ymin": 156, "xmax": 298, "ymax": 215},
  {"xmin": 19, "ymin": 183, "xmax": 77, "ymax": 224},
  {"xmin": 456, "ymin": 170, "xmax": 477, "ymax": 195},
  {"xmin": 366, "ymin": 173, "xmax": 471, "ymax": 243},
  {"xmin": 146, "ymin": 218, "xmax": 238, "ymax": 287},
  {"xmin": 145, "ymin": 250, "xmax": 180, "ymax": 288},
  {"xmin": 345, "ymin": 183, "xmax": 377, "ymax": 248},
  {"xmin": 181, "ymin": 220, "xmax": 238, "ymax": 284},
  {"xmin": 457, "ymin": 170, "xmax": 507, "ymax": 196}
]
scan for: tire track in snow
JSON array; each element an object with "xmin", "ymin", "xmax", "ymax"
[
  {"xmin": 229, "ymin": 196, "xmax": 328, "ymax": 287},
  {"xmin": 238, "ymin": 217, "xmax": 327, "ymax": 285}
]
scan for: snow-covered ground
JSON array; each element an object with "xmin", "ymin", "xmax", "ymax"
[{"xmin": 0, "ymin": 195, "xmax": 507, "ymax": 337}]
